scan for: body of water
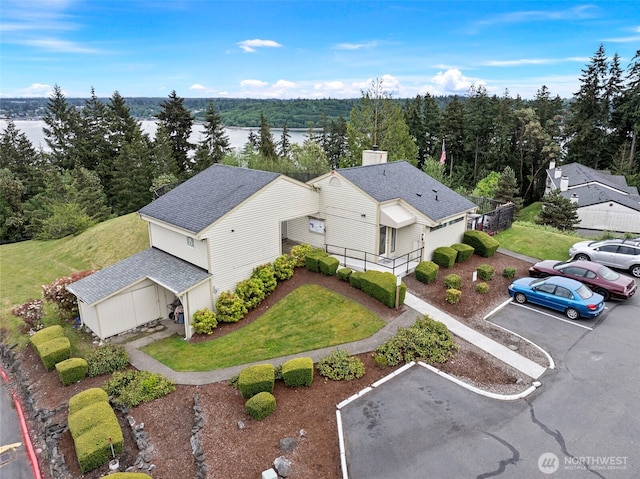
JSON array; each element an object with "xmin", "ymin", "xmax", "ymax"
[{"xmin": 0, "ymin": 119, "xmax": 311, "ymax": 152}]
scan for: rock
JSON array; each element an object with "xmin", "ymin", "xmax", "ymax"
[
  {"xmin": 274, "ymin": 456, "xmax": 292, "ymax": 477},
  {"xmin": 279, "ymin": 437, "xmax": 296, "ymax": 452},
  {"xmin": 299, "ymin": 429, "xmax": 306, "ymax": 438},
  {"xmin": 262, "ymin": 468, "xmax": 278, "ymax": 479},
  {"xmin": 508, "ymin": 344, "xmax": 518, "ymax": 351},
  {"xmin": 237, "ymin": 420, "xmax": 245, "ymax": 430}
]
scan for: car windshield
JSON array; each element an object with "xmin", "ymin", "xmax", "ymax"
[
  {"xmin": 576, "ymin": 284, "xmax": 594, "ymax": 300},
  {"xmin": 597, "ymin": 266, "xmax": 619, "ymax": 281}
]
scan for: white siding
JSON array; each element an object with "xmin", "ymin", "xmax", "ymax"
[
  {"xmin": 287, "ymin": 216, "xmax": 326, "ymax": 248},
  {"xmin": 578, "ymin": 203, "xmax": 640, "ymax": 234},
  {"xmin": 203, "ymin": 178, "xmax": 318, "ymax": 293},
  {"xmin": 149, "ymin": 223, "xmax": 208, "ymax": 269},
  {"xmin": 422, "ymin": 217, "xmax": 467, "ymax": 260},
  {"xmin": 78, "ymin": 301, "xmax": 99, "ymax": 337},
  {"xmin": 182, "ymin": 281, "xmax": 213, "ymax": 339}
]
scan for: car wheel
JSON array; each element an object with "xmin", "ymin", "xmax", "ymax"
[
  {"xmin": 594, "ymin": 288, "xmax": 610, "ymax": 301},
  {"xmin": 514, "ymin": 293, "xmax": 527, "ymax": 304},
  {"xmin": 575, "ymin": 254, "xmax": 590, "ymax": 261},
  {"xmin": 566, "ymin": 308, "xmax": 579, "ymax": 320},
  {"xmin": 630, "ymin": 265, "xmax": 640, "ymax": 278}
]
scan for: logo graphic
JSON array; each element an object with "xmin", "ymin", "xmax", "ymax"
[{"xmin": 538, "ymin": 452, "xmax": 559, "ymax": 474}]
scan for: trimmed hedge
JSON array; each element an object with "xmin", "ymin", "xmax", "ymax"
[
  {"xmin": 238, "ymin": 364, "xmax": 275, "ymax": 399},
  {"xmin": 319, "ymin": 256, "xmax": 339, "ymax": 276},
  {"xmin": 445, "ymin": 289, "xmax": 461, "ymax": 304},
  {"xmin": 69, "ymin": 388, "xmax": 109, "ymax": 415},
  {"xmin": 348, "ymin": 271, "xmax": 364, "ymax": 290},
  {"xmin": 502, "ymin": 267, "xmax": 517, "ymax": 279},
  {"xmin": 304, "ymin": 248, "xmax": 328, "ymax": 273},
  {"xmin": 444, "ymin": 274, "xmax": 462, "ymax": 290},
  {"xmin": 462, "ymin": 230, "xmax": 500, "ymax": 258},
  {"xmin": 68, "ymin": 401, "xmax": 115, "ymax": 437},
  {"xmin": 56, "ymin": 357, "xmax": 88, "ymax": 386},
  {"xmin": 281, "ymin": 357, "xmax": 314, "ymax": 387},
  {"xmin": 353, "ymin": 270, "xmax": 406, "ymax": 308},
  {"xmin": 38, "ymin": 336, "xmax": 71, "ymax": 371},
  {"xmin": 337, "ymin": 267, "xmax": 353, "ymax": 281},
  {"xmin": 30, "ymin": 325, "xmax": 64, "ymax": 351},
  {"xmin": 415, "ymin": 261, "xmax": 439, "ymax": 284},
  {"xmin": 476, "ymin": 282, "xmax": 490, "ymax": 294},
  {"xmin": 245, "ymin": 391, "xmax": 276, "ymax": 421},
  {"xmin": 74, "ymin": 417, "xmax": 124, "ymax": 473},
  {"xmin": 432, "ymin": 246, "xmax": 457, "ymax": 268},
  {"xmin": 477, "ymin": 264, "xmax": 495, "ymax": 281},
  {"xmin": 451, "ymin": 243, "xmax": 474, "ymax": 263}
]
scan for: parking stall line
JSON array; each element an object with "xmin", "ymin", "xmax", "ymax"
[{"xmin": 509, "ymin": 302, "xmax": 594, "ymax": 331}]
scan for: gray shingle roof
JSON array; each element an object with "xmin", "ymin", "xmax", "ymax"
[
  {"xmin": 67, "ymin": 248, "xmax": 211, "ymax": 305},
  {"xmin": 548, "ymin": 163, "xmax": 638, "ymax": 194},
  {"xmin": 337, "ymin": 161, "xmax": 477, "ymax": 221},
  {"xmin": 560, "ymin": 184, "xmax": 640, "ymax": 212},
  {"xmin": 139, "ymin": 164, "xmax": 280, "ymax": 234}
]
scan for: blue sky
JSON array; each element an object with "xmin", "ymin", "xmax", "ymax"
[{"xmin": 1, "ymin": 1, "xmax": 639, "ymax": 99}]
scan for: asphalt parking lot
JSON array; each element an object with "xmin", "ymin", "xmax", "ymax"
[{"xmin": 341, "ymin": 276, "xmax": 639, "ymax": 478}]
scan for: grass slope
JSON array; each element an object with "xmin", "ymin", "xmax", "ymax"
[
  {"xmin": 142, "ymin": 284, "xmax": 386, "ymax": 371},
  {"xmin": 495, "ymin": 221, "xmax": 579, "ymax": 260}
]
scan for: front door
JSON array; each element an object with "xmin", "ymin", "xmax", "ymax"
[{"xmin": 379, "ymin": 226, "xmax": 397, "ymax": 257}]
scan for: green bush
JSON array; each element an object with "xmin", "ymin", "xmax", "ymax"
[
  {"xmin": 290, "ymin": 243, "xmax": 313, "ymax": 268},
  {"xmin": 38, "ymin": 336, "xmax": 71, "ymax": 371},
  {"xmin": 304, "ymin": 248, "xmax": 328, "ymax": 273},
  {"xmin": 245, "ymin": 391, "xmax": 276, "ymax": 421},
  {"xmin": 337, "ymin": 267, "xmax": 353, "ymax": 281},
  {"xmin": 68, "ymin": 401, "xmax": 115, "ymax": 437},
  {"xmin": 86, "ymin": 344, "xmax": 129, "ymax": 377},
  {"xmin": 192, "ymin": 308, "xmax": 217, "ymax": 335},
  {"xmin": 477, "ymin": 264, "xmax": 495, "ymax": 281},
  {"xmin": 69, "ymin": 388, "xmax": 109, "ymax": 415},
  {"xmin": 348, "ymin": 270, "xmax": 364, "ymax": 290},
  {"xmin": 281, "ymin": 357, "xmax": 314, "ymax": 387},
  {"xmin": 74, "ymin": 417, "xmax": 123, "ymax": 474},
  {"xmin": 102, "ymin": 370, "xmax": 176, "ymax": 409},
  {"xmin": 215, "ymin": 291, "xmax": 247, "ymax": 323},
  {"xmin": 238, "ymin": 364, "xmax": 275, "ymax": 399},
  {"xmin": 30, "ymin": 324, "xmax": 64, "ymax": 348},
  {"xmin": 319, "ymin": 256, "xmax": 340, "ymax": 276},
  {"xmin": 56, "ymin": 357, "xmax": 88, "ymax": 386},
  {"xmin": 415, "ymin": 261, "xmax": 439, "ymax": 284},
  {"xmin": 353, "ymin": 270, "xmax": 406, "ymax": 308},
  {"xmin": 317, "ymin": 349, "xmax": 365, "ymax": 381},
  {"xmin": 108, "ymin": 474, "xmax": 153, "ymax": 479},
  {"xmin": 444, "ymin": 274, "xmax": 462, "ymax": 289},
  {"xmin": 273, "ymin": 254, "xmax": 295, "ymax": 281},
  {"xmin": 252, "ymin": 264, "xmax": 277, "ymax": 294},
  {"xmin": 432, "ymin": 246, "xmax": 457, "ymax": 268},
  {"xmin": 476, "ymin": 282, "xmax": 490, "ymax": 294},
  {"xmin": 373, "ymin": 316, "xmax": 458, "ymax": 366},
  {"xmin": 445, "ymin": 289, "xmax": 461, "ymax": 304},
  {"xmin": 235, "ymin": 277, "xmax": 266, "ymax": 310},
  {"xmin": 451, "ymin": 243, "xmax": 475, "ymax": 263},
  {"xmin": 462, "ymin": 230, "xmax": 500, "ymax": 258},
  {"xmin": 502, "ymin": 267, "xmax": 517, "ymax": 279}
]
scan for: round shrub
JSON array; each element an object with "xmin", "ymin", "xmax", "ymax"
[
  {"xmin": 252, "ymin": 264, "xmax": 277, "ymax": 295},
  {"xmin": 273, "ymin": 254, "xmax": 295, "ymax": 281},
  {"xmin": 235, "ymin": 278, "xmax": 266, "ymax": 309},
  {"xmin": 445, "ymin": 288, "xmax": 461, "ymax": 304},
  {"xmin": 444, "ymin": 274, "xmax": 462, "ymax": 289},
  {"xmin": 317, "ymin": 349, "xmax": 365, "ymax": 381},
  {"xmin": 476, "ymin": 282, "xmax": 490, "ymax": 294},
  {"xmin": 337, "ymin": 267, "xmax": 353, "ymax": 281},
  {"xmin": 289, "ymin": 243, "xmax": 313, "ymax": 268},
  {"xmin": 215, "ymin": 291, "xmax": 247, "ymax": 323},
  {"xmin": 192, "ymin": 308, "xmax": 217, "ymax": 335},
  {"xmin": 245, "ymin": 391, "xmax": 276, "ymax": 421},
  {"xmin": 502, "ymin": 267, "xmax": 517, "ymax": 279},
  {"xmin": 477, "ymin": 264, "xmax": 495, "ymax": 281},
  {"xmin": 86, "ymin": 344, "xmax": 129, "ymax": 377}
]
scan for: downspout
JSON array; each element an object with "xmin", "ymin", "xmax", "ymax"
[{"xmin": 180, "ymin": 294, "xmax": 191, "ymax": 340}]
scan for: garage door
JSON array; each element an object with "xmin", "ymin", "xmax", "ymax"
[{"xmin": 132, "ymin": 285, "xmax": 160, "ymax": 327}]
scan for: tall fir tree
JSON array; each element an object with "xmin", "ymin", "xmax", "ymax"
[
  {"xmin": 277, "ymin": 124, "xmax": 291, "ymax": 159},
  {"xmin": 42, "ymin": 84, "xmax": 80, "ymax": 170},
  {"xmin": 0, "ymin": 120, "xmax": 46, "ymax": 200},
  {"xmin": 193, "ymin": 101, "xmax": 231, "ymax": 174},
  {"xmin": 258, "ymin": 112, "xmax": 277, "ymax": 161},
  {"xmin": 537, "ymin": 189, "xmax": 580, "ymax": 232},
  {"xmin": 156, "ymin": 90, "xmax": 194, "ymax": 174}
]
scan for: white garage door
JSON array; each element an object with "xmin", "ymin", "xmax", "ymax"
[{"xmin": 132, "ymin": 285, "xmax": 160, "ymax": 327}]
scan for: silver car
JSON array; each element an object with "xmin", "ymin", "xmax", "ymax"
[{"xmin": 569, "ymin": 239, "xmax": 640, "ymax": 278}]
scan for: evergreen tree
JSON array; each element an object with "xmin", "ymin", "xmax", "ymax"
[
  {"xmin": 76, "ymin": 87, "xmax": 110, "ymax": 172},
  {"xmin": 0, "ymin": 168, "xmax": 26, "ymax": 242},
  {"xmin": 325, "ymin": 116, "xmax": 348, "ymax": 170},
  {"xmin": 69, "ymin": 167, "xmax": 111, "ymax": 222},
  {"xmin": 156, "ymin": 90, "xmax": 194, "ymax": 174},
  {"xmin": 258, "ymin": 112, "xmax": 277, "ymax": 161},
  {"xmin": 536, "ymin": 189, "xmax": 580, "ymax": 232},
  {"xmin": 440, "ymin": 96, "xmax": 466, "ymax": 184},
  {"xmin": 193, "ymin": 101, "xmax": 231, "ymax": 173},
  {"xmin": 151, "ymin": 125, "xmax": 180, "ymax": 180},
  {"xmin": 612, "ymin": 50, "xmax": 640, "ymax": 173},
  {"xmin": 289, "ymin": 141, "xmax": 329, "ymax": 176},
  {"xmin": 111, "ymin": 129, "xmax": 153, "ymax": 214},
  {"xmin": 42, "ymin": 84, "xmax": 80, "ymax": 170},
  {"xmin": 494, "ymin": 166, "xmax": 523, "ymax": 211},
  {"xmin": 0, "ymin": 120, "xmax": 45, "ymax": 200},
  {"xmin": 277, "ymin": 124, "xmax": 291, "ymax": 159},
  {"xmin": 403, "ymin": 94, "xmax": 441, "ymax": 168},
  {"xmin": 464, "ymin": 85, "xmax": 495, "ymax": 183}
]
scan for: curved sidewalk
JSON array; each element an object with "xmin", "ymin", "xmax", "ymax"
[{"xmin": 124, "ymin": 293, "xmax": 547, "ymax": 385}]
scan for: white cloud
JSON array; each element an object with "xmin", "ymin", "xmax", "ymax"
[
  {"xmin": 189, "ymin": 83, "xmax": 207, "ymax": 90},
  {"xmin": 273, "ymin": 79, "xmax": 296, "ymax": 89},
  {"xmin": 237, "ymin": 39, "xmax": 282, "ymax": 53},
  {"xmin": 23, "ymin": 38, "xmax": 101, "ymax": 54},
  {"xmin": 603, "ymin": 26, "xmax": 640, "ymax": 43},
  {"xmin": 16, "ymin": 83, "xmax": 52, "ymax": 97},
  {"xmin": 479, "ymin": 5, "xmax": 599, "ymax": 26},
  {"xmin": 430, "ymin": 69, "xmax": 474, "ymax": 94},
  {"xmin": 334, "ymin": 41, "xmax": 378, "ymax": 50},
  {"xmin": 240, "ymin": 79, "xmax": 268, "ymax": 88}
]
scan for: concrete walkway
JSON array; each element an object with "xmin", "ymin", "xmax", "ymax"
[{"xmin": 124, "ymin": 291, "xmax": 547, "ymax": 385}]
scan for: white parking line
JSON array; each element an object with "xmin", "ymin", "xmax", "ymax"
[{"xmin": 509, "ymin": 302, "xmax": 594, "ymax": 331}]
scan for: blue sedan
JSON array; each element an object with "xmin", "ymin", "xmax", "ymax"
[{"xmin": 508, "ymin": 276, "xmax": 605, "ymax": 319}]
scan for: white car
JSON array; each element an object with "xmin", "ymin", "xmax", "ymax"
[{"xmin": 569, "ymin": 239, "xmax": 640, "ymax": 278}]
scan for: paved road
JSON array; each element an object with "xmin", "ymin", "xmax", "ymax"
[
  {"xmin": 0, "ymin": 383, "xmax": 32, "ymax": 479},
  {"xmin": 341, "ymin": 283, "xmax": 639, "ymax": 478}
]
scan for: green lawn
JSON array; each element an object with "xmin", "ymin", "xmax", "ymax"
[
  {"xmin": 495, "ymin": 221, "xmax": 580, "ymax": 260},
  {"xmin": 141, "ymin": 284, "xmax": 386, "ymax": 371}
]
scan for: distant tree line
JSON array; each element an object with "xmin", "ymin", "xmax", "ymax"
[{"xmin": 1, "ymin": 44, "xmax": 638, "ymax": 244}]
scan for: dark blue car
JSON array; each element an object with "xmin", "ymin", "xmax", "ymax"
[{"xmin": 508, "ymin": 276, "xmax": 605, "ymax": 319}]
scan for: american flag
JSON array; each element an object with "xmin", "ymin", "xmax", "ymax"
[{"xmin": 439, "ymin": 140, "xmax": 446, "ymax": 165}]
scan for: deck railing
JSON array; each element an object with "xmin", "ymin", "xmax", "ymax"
[{"xmin": 324, "ymin": 244, "xmax": 423, "ymax": 276}]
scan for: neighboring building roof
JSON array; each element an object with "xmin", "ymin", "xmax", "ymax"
[
  {"xmin": 67, "ymin": 248, "xmax": 210, "ymax": 305},
  {"xmin": 336, "ymin": 161, "xmax": 477, "ymax": 222},
  {"xmin": 139, "ymin": 164, "xmax": 280, "ymax": 234},
  {"xmin": 560, "ymin": 184, "xmax": 640, "ymax": 212},
  {"xmin": 547, "ymin": 163, "xmax": 638, "ymax": 195}
]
